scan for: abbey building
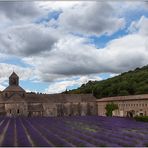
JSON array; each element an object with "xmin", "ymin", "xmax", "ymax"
[
  {"xmin": 0, "ymin": 72, "xmax": 97, "ymax": 117},
  {"xmin": 97, "ymin": 95, "xmax": 148, "ymax": 117},
  {"xmin": 1, "ymin": 72, "xmax": 148, "ymax": 117}
]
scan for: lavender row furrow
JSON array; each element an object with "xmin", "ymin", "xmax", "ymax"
[
  {"xmin": 0, "ymin": 116, "xmax": 147, "ymax": 147},
  {"xmin": 1, "ymin": 119, "xmax": 15, "ymax": 146},
  {"xmin": 15, "ymin": 118, "xmax": 32, "ymax": 147},
  {"xmin": 21, "ymin": 118, "xmax": 50, "ymax": 147},
  {"xmin": 28, "ymin": 119, "xmax": 74, "ymax": 147}
]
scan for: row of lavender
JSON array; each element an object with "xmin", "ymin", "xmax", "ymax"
[{"xmin": 0, "ymin": 116, "xmax": 147, "ymax": 147}]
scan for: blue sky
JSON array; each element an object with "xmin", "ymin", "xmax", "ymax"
[{"xmin": 0, "ymin": 1, "xmax": 147, "ymax": 93}]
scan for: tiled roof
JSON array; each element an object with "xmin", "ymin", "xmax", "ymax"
[
  {"xmin": 3, "ymin": 85, "xmax": 25, "ymax": 92},
  {"xmin": 97, "ymin": 94, "xmax": 148, "ymax": 102},
  {"xmin": 25, "ymin": 93, "xmax": 96, "ymax": 103},
  {"xmin": 5, "ymin": 94, "xmax": 26, "ymax": 103}
]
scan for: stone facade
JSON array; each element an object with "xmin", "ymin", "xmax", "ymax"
[
  {"xmin": 97, "ymin": 95, "xmax": 148, "ymax": 117},
  {"xmin": 0, "ymin": 72, "xmax": 97, "ymax": 117}
]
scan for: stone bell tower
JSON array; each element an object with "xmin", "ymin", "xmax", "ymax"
[{"xmin": 9, "ymin": 72, "xmax": 19, "ymax": 86}]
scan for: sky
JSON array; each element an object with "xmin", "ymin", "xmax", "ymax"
[{"xmin": 0, "ymin": 1, "xmax": 148, "ymax": 94}]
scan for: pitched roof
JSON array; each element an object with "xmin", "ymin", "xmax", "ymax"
[
  {"xmin": 3, "ymin": 85, "xmax": 25, "ymax": 92},
  {"xmin": 5, "ymin": 94, "xmax": 26, "ymax": 103},
  {"xmin": 97, "ymin": 94, "xmax": 148, "ymax": 102},
  {"xmin": 48, "ymin": 94, "xmax": 96, "ymax": 103},
  {"xmin": 25, "ymin": 93, "xmax": 96, "ymax": 103}
]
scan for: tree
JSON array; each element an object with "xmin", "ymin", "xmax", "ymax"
[
  {"xmin": 119, "ymin": 90, "xmax": 129, "ymax": 96},
  {"xmin": 105, "ymin": 103, "xmax": 118, "ymax": 117}
]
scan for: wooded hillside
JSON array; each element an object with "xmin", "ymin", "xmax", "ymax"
[{"xmin": 63, "ymin": 65, "xmax": 148, "ymax": 99}]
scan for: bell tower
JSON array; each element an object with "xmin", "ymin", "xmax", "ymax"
[{"xmin": 9, "ymin": 72, "xmax": 19, "ymax": 86}]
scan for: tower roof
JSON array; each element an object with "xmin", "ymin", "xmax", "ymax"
[{"xmin": 9, "ymin": 72, "xmax": 18, "ymax": 78}]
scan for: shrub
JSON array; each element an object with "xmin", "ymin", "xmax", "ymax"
[
  {"xmin": 134, "ymin": 116, "xmax": 148, "ymax": 122},
  {"xmin": 105, "ymin": 103, "xmax": 118, "ymax": 117}
]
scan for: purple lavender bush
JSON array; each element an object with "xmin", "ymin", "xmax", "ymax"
[{"xmin": 0, "ymin": 116, "xmax": 147, "ymax": 147}]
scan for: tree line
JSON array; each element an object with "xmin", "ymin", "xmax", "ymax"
[{"xmin": 63, "ymin": 65, "xmax": 148, "ymax": 99}]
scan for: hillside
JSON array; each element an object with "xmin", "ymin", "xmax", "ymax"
[{"xmin": 64, "ymin": 65, "xmax": 148, "ymax": 99}]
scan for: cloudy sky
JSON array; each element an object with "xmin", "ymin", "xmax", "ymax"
[{"xmin": 0, "ymin": 1, "xmax": 148, "ymax": 93}]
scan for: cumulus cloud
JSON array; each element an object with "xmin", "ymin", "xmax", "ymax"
[
  {"xmin": 0, "ymin": 1, "xmax": 147, "ymax": 93},
  {"xmin": 23, "ymin": 35, "xmax": 103, "ymax": 80},
  {"xmin": 128, "ymin": 16, "xmax": 148, "ymax": 36},
  {"xmin": 0, "ymin": 63, "xmax": 35, "ymax": 81},
  {"xmin": 37, "ymin": 1, "xmax": 80, "ymax": 11},
  {"xmin": 0, "ymin": 24, "xmax": 59, "ymax": 56},
  {"xmin": 24, "ymin": 23, "xmax": 148, "ymax": 83},
  {"xmin": 0, "ymin": 2, "xmax": 38, "ymax": 18},
  {"xmin": 58, "ymin": 2, "xmax": 125, "ymax": 36},
  {"xmin": 45, "ymin": 75, "xmax": 102, "ymax": 94},
  {"xmin": 0, "ymin": 2, "xmax": 50, "ymax": 25}
]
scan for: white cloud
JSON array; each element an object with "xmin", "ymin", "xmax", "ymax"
[
  {"xmin": 0, "ymin": 2, "xmax": 50, "ymax": 28},
  {"xmin": 0, "ymin": 24, "xmax": 60, "ymax": 56},
  {"xmin": 23, "ymin": 22, "xmax": 148, "ymax": 83},
  {"xmin": 0, "ymin": 84, "xmax": 5, "ymax": 91},
  {"xmin": 37, "ymin": 1, "xmax": 80, "ymax": 11},
  {"xmin": 57, "ymin": 2, "xmax": 125, "ymax": 36},
  {"xmin": 0, "ymin": 63, "xmax": 34, "ymax": 81},
  {"xmin": 0, "ymin": 2, "xmax": 147, "ymax": 94},
  {"xmin": 45, "ymin": 75, "xmax": 102, "ymax": 94},
  {"xmin": 128, "ymin": 16, "xmax": 148, "ymax": 36}
]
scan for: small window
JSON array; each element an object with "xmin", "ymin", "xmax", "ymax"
[
  {"xmin": 17, "ymin": 109, "xmax": 19, "ymax": 114},
  {"xmin": 10, "ymin": 109, "xmax": 11, "ymax": 114}
]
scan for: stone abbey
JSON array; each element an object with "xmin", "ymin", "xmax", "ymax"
[
  {"xmin": 0, "ymin": 72, "xmax": 148, "ymax": 117},
  {"xmin": 0, "ymin": 72, "xmax": 97, "ymax": 117}
]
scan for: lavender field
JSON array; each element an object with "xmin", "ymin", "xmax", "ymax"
[{"xmin": 0, "ymin": 116, "xmax": 147, "ymax": 147}]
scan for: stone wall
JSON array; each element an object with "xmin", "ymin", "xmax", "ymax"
[
  {"xmin": 5, "ymin": 103, "xmax": 28, "ymax": 117},
  {"xmin": 97, "ymin": 99, "xmax": 148, "ymax": 117}
]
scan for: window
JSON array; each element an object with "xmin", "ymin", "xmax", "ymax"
[
  {"xmin": 10, "ymin": 109, "xmax": 11, "ymax": 114},
  {"xmin": 17, "ymin": 109, "xmax": 19, "ymax": 114}
]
